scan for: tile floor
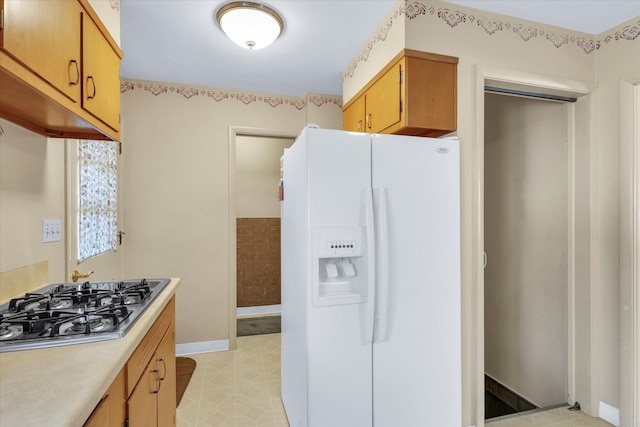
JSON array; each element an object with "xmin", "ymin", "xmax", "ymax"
[
  {"xmin": 176, "ymin": 333, "xmax": 288, "ymax": 426},
  {"xmin": 486, "ymin": 407, "xmax": 615, "ymax": 427},
  {"xmin": 177, "ymin": 333, "xmax": 613, "ymax": 427}
]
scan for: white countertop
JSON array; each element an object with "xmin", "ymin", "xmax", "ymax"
[{"xmin": 0, "ymin": 278, "xmax": 181, "ymax": 427}]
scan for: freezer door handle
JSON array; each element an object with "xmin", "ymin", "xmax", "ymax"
[
  {"xmin": 364, "ymin": 187, "xmax": 376, "ymax": 343},
  {"xmin": 376, "ymin": 188, "xmax": 390, "ymax": 342}
]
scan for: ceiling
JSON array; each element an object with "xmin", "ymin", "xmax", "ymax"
[{"xmin": 120, "ymin": 1, "xmax": 640, "ymax": 98}]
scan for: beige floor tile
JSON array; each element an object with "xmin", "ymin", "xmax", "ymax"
[
  {"xmin": 199, "ymin": 387, "xmax": 238, "ymax": 409},
  {"xmin": 180, "ymin": 334, "xmax": 615, "ymax": 427},
  {"xmin": 177, "ymin": 409, "xmax": 199, "ymax": 426},
  {"xmin": 178, "ymin": 334, "xmax": 280, "ymax": 427},
  {"xmin": 489, "ymin": 409, "xmax": 614, "ymax": 427},
  {"xmin": 237, "ymin": 403, "xmax": 277, "ymax": 425},
  {"xmin": 177, "ymin": 393, "xmax": 201, "ymax": 413},
  {"xmin": 197, "ymin": 405, "xmax": 237, "ymax": 426}
]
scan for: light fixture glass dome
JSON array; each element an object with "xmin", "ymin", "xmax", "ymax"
[{"xmin": 216, "ymin": 1, "xmax": 284, "ymax": 50}]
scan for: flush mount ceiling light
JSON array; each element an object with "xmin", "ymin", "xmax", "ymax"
[{"xmin": 216, "ymin": 1, "xmax": 284, "ymax": 50}]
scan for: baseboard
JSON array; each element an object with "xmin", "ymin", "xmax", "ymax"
[
  {"xmin": 176, "ymin": 339, "xmax": 229, "ymax": 356},
  {"xmin": 237, "ymin": 304, "xmax": 281, "ymax": 317},
  {"xmin": 598, "ymin": 401, "xmax": 620, "ymax": 427}
]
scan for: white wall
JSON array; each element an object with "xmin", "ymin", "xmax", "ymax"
[
  {"xmin": 88, "ymin": 0, "xmax": 120, "ymax": 46},
  {"xmin": 484, "ymin": 93, "xmax": 568, "ymax": 407},
  {"xmin": 120, "ymin": 79, "xmax": 342, "ymax": 346},
  {"xmin": 595, "ymin": 18, "xmax": 640, "ymax": 425},
  {"xmin": 0, "ymin": 121, "xmax": 66, "ymax": 289},
  {"xmin": 236, "ymin": 136, "xmax": 293, "ymax": 218}
]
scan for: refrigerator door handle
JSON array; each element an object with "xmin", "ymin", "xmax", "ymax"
[
  {"xmin": 364, "ymin": 187, "xmax": 376, "ymax": 344},
  {"xmin": 376, "ymin": 187, "xmax": 390, "ymax": 341}
]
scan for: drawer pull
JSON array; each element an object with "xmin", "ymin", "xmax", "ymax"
[
  {"xmin": 86, "ymin": 76, "xmax": 96, "ymax": 99},
  {"xmin": 68, "ymin": 60, "xmax": 79, "ymax": 86},
  {"xmin": 158, "ymin": 358, "xmax": 167, "ymax": 381}
]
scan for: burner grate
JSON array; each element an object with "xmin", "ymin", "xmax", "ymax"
[{"xmin": 0, "ymin": 278, "xmax": 170, "ymax": 352}]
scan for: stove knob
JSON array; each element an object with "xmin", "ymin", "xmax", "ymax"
[
  {"xmin": 82, "ymin": 281, "xmax": 91, "ymax": 290},
  {"xmin": 117, "ymin": 282, "xmax": 126, "ymax": 290},
  {"xmin": 54, "ymin": 285, "xmax": 65, "ymax": 292}
]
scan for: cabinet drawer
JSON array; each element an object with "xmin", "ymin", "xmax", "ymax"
[{"xmin": 126, "ymin": 298, "xmax": 175, "ymax": 397}]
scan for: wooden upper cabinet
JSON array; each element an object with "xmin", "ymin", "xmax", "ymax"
[
  {"xmin": 2, "ymin": 0, "xmax": 82, "ymax": 103},
  {"xmin": 343, "ymin": 95, "xmax": 365, "ymax": 132},
  {"xmin": 342, "ymin": 49, "xmax": 458, "ymax": 137},
  {"xmin": 82, "ymin": 13, "xmax": 120, "ymax": 131},
  {"xmin": 365, "ymin": 61, "xmax": 402, "ymax": 134},
  {"xmin": 0, "ymin": 0, "xmax": 122, "ymax": 140}
]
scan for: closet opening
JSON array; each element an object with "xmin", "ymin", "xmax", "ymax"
[{"xmin": 483, "ymin": 91, "xmax": 570, "ymax": 419}]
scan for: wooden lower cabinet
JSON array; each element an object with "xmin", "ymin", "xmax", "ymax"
[
  {"xmin": 156, "ymin": 324, "xmax": 177, "ymax": 426},
  {"xmin": 84, "ymin": 297, "xmax": 176, "ymax": 427},
  {"xmin": 84, "ymin": 368, "xmax": 126, "ymax": 427},
  {"xmin": 127, "ymin": 324, "xmax": 176, "ymax": 426},
  {"xmin": 127, "ymin": 354, "xmax": 159, "ymax": 426},
  {"xmin": 127, "ymin": 297, "xmax": 176, "ymax": 427}
]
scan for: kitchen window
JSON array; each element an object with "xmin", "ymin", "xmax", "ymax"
[{"xmin": 78, "ymin": 140, "xmax": 118, "ymax": 261}]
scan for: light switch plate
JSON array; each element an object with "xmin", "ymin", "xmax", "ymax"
[{"xmin": 42, "ymin": 219, "xmax": 62, "ymax": 243}]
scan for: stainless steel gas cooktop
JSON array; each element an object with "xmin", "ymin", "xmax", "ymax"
[{"xmin": 0, "ymin": 278, "xmax": 171, "ymax": 352}]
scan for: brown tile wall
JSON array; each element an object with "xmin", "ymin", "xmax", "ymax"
[{"xmin": 236, "ymin": 218, "xmax": 281, "ymax": 307}]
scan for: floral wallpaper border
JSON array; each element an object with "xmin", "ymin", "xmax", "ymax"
[
  {"xmin": 0, "ymin": 124, "xmax": 4, "ymax": 139},
  {"xmin": 120, "ymin": 81, "xmax": 342, "ymax": 110},
  {"xmin": 109, "ymin": 0, "xmax": 119, "ymax": 11},
  {"xmin": 344, "ymin": 1, "xmax": 640, "ymax": 80},
  {"xmin": 307, "ymin": 95, "xmax": 343, "ymax": 108}
]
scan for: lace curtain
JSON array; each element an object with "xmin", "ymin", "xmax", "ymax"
[{"xmin": 78, "ymin": 140, "xmax": 118, "ymax": 262}]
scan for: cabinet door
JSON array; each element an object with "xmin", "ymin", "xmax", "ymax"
[
  {"xmin": 343, "ymin": 96, "xmax": 366, "ymax": 132},
  {"xmin": 156, "ymin": 325, "xmax": 176, "ymax": 427},
  {"xmin": 82, "ymin": 13, "xmax": 121, "ymax": 131},
  {"xmin": 127, "ymin": 358, "xmax": 159, "ymax": 427},
  {"xmin": 84, "ymin": 395, "xmax": 111, "ymax": 427},
  {"xmin": 2, "ymin": 0, "xmax": 82, "ymax": 102},
  {"xmin": 108, "ymin": 368, "xmax": 127, "ymax": 427},
  {"xmin": 404, "ymin": 57, "xmax": 456, "ymax": 133},
  {"xmin": 365, "ymin": 62, "xmax": 402, "ymax": 134}
]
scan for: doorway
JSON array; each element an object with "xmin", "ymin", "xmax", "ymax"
[
  {"xmin": 230, "ymin": 131, "xmax": 294, "ymax": 340},
  {"xmin": 235, "ymin": 135, "xmax": 293, "ymax": 326},
  {"xmin": 483, "ymin": 93, "xmax": 569, "ymax": 418}
]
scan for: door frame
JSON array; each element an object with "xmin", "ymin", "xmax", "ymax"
[
  {"xmin": 471, "ymin": 66, "xmax": 595, "ymax": 424},
  {"xmin": 227, "ymin": 126, "xmax": 297, "ymax": 350},
  {"xmin": 635, "ymin": 81, "xmax": 640, "ymax": 427},
  {"xmin": 619, "ymin": 79, "xmax": 640, "ymax": 427}
]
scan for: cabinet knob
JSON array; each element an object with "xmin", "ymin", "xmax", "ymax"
[
  {"xmin": 366, "ymin": 114, "xmax": 372, "ymax": 130},
  {"xmin": 357, "ymin": 120, "xmax": 362, "ymax": 131}
]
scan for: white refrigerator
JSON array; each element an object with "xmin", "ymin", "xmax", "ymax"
[{"xmin": 280, "ymin": 127, "xmax": 461, "ymax": 427}]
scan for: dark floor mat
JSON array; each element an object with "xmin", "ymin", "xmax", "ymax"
[
  {"xmin": 237, "ymin": 315, "xmax": 281, "ymax": 336},
  {"xmin": 176, "ymin": 357, "xmax": 196, "ymax": 407}
]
